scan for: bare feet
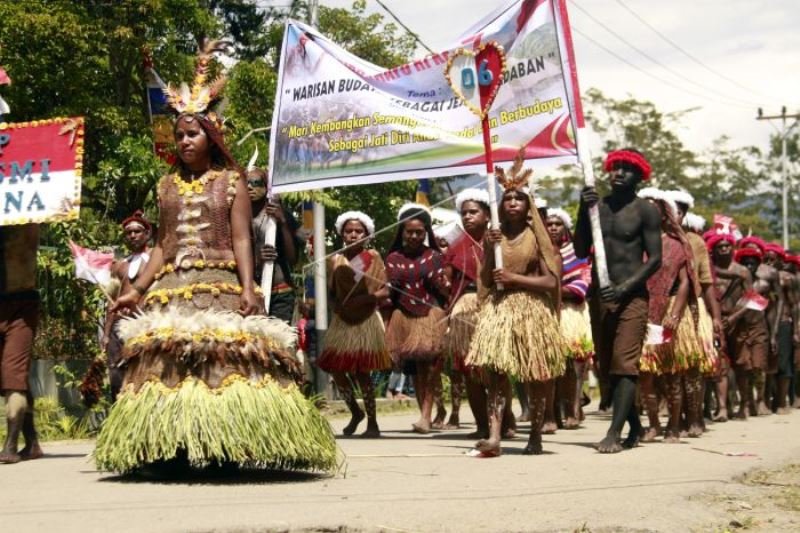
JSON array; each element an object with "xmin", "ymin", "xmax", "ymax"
[
  {"xmin": 342, "ymin": 410, "xmax": 365, "ymax": 436},
  {"xmin": 0, "ymin": 450, "xmax": 22, "ymax": 464},
  {"xmin": 412, "ymin": 419, "xmax": 431, "ymax": 434},
  {"xmin": 19, "ymin": 442, "xmax": 43, "ymax": 461},
  {"xmin": 516, "ymin": 411, "xmax": 531, "ymax": 423},
  {"xmin": 431, "ymin": 407, "xmax": 447, "ymax": 430},
  {"xmin": 541, "ymin": 421, "xmax": 557, "ymax": 435},
  {"xmin": 522, "ymin": 433, "xmax": 543, "ymax": 455},
  {"xmin": 663, "ymin": 430, "xmax": 681, "ymax": 443},
  {"xmin": 712, "ymin": 410, "xmax": 729, "ymax": 423},
  {"xmin": 776, "ymin": 407, "xmax": 792, "ymax": 415},
  {"xmin": 360, "ymin": 424, "xmax": 381, "ymax": 438},
  {"xmin": 687, "ymin": 424, "xmax": 703, "ymax": 438},
  {"xmin": 793, "ymin": 398, "xmax": 800, "ymax": 409},
  {"xmin": 733, "ymin": 409, "xmax": 748, "ymax": 421},
  {"xmin": 475, "ymin": 438, "xmax": 501, "ymax": 456},
  {"xmin": 621, "ymin": 431, "xmax": 640, "ymax": 449},
  {"xmin": 563, "ymin": 417, "xmax": 580, "ymax": 430},
  {"xmin": 444, "ymin": 414, "xmax": 460, "ymax": 430},
  {"xmin": 595, "ymin": 433, "xmax": 623, "ymax": 453},
  {"xmin": 641, "ymin": 426, "xmax": 661, "ymax": 443},
  {"xmin": 502, "ymin": 427, "xmax": 516, "ymax": 439},
  {"xmin": 756, "ymin": 402, "xmax": 772, "ymax": 416},
  {"xmin": 467, "ymin": 429, "xmax": 489, "ymax": 440}
]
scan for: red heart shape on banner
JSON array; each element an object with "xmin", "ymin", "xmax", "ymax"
[{"xmin": 445, "ymin": 41, "xmax": 506, "ymax": 120}]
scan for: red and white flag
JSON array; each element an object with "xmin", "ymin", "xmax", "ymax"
[
  {"xmin": 646, "ymin": 323, "xmax": 673, "ymax": 345},
  {"xmin": 743, "ymin": 290, "xmax": 769, "ymax": 312},
  {"xmin": 69, "ymin": 240, "xmax": 113, "ymax": 286}
]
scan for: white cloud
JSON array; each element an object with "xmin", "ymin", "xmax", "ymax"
[{"xmin": 319, "ymin": 0, "xmax": 800, "ymax": 154}]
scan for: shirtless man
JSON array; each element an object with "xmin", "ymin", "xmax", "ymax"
[
  {"xmin": 102, "ymin": 211, "xmax": 151, "ymax": 400},
  {"xmin": 711, "ymin": 235, "xmax": 765, "ymax": 420},
  {"xmin": 575, "ymin": 148, "xmax": 662, "ymax": 453},
  {"xmin": 0, "ymin": 224, "xmax": 43, "ymax": 463},
  {"xmin": 767, "ymin": 246, "xmax": 799, "ymax": 413}
]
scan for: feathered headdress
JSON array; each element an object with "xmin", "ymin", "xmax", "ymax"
[
  {"xmin": 495, "ymin": 147, "xmax": 532, "ymax": 191},
  {"xmin": 163, "ymin": 40, "xmax": 230, "ymax": 126}
]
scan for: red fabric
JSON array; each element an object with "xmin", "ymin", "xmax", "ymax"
[
  {"xmin": 444, "ymin": 233, "xmax": 483, "ymax": 308},
  {"xmin": 738, "ymin": 236, "xmax": 766, "ymax": 253},
  {"xmin": 121, "ymin": 209, "xmax": 152, "ymax": 232},
  {"xmin": 765, "ymin": 243, "xmax": 786, "ymax": 260},
  {"xmin": 603, "ymin": 150, "xmax": 652, "ymax": 181},
  {"xmin": 706, "ymin": 233, "xmax": 735, "ymax": 252},
  {"xmin": 735, "ymin": 247, "xmax": 763, "ymax": 262}
]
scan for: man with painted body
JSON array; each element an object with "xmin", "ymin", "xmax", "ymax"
[
  {"xmin": 710, "ymin": 235, "xmax": 765, "ymax": 420},
  {"xmin": 575, "ymin": 148, "xmax": 662, "ymax": 453},
  {"xmin": 102, "ymin": 211, "xmax": 151, "ymax": 400},
  {"xmin": 0, "ymin": 224, "xmax": 42, "ymax": 463},
  {"xmin": 766, "ymin": 246, "xmax": 800, "ymax": 413}
]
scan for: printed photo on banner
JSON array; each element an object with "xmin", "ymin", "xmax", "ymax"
[{"xmin": 269, "ymin": 0, "xmax": 580, "ymax": 193}]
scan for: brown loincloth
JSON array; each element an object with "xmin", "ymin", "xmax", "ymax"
[
  {"xmin": 0, "ymin": 297, "xmax": 39, "ymax": 391},
  {"xmin": 589, "ymin": 293, "xmax": 648, "ymax": 377},
  {"xmin": 727, "ymin": 318, "xmax": 769, "ymax": 371}
]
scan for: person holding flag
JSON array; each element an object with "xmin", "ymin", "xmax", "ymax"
[{"xmin": 316, "ymin": 210, "xmax": 390, "ymax": 438}]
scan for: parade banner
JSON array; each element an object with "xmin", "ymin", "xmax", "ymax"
[
  {"xmin": 269, "ymin": 0, "xmax": 580, "ymax": 193},
  {"xmin": 0, "ymin": 117, "xmax": 84, "ymax": 226}
]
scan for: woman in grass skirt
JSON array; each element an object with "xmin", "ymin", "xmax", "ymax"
[
  {"xmin": 95, "ymin": 42, "xmax": 337, "ymax": 474},
  {"xmin": 317, "ymin": 211, "xmax": 390, "ymax": 437}
]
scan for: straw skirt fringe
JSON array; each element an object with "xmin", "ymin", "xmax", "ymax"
[
  {"xmin": 561, "ymin": 302, "xmax": 593, "ymax": 361},
  {"xmin": 640, "ymin": 297, "xmax": 702, "ymax": 375},
  {"xmin": 445, "ymin": 292, "xmax": 480, "ymax": 369},
  {"xmin": 385, "ymin": 307, "xmax": 447, "ymax": 362},
  {"xmin": 317, "ymin": 312, "xmax": 391, "ymax": 373},
  {"xmin": 466, "ymin": 291, "xmax": 566, "ymax": 382},
  {"xmin": 694, "ymin": 299, "xmax": 720, "ymax": 375}
]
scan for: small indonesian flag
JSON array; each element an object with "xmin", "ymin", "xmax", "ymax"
[
  {"xmin": 743, "ymin": 290, "xmax": 768, "ymax": 312},
  {"xmin": 0, "ymin": 67, "xmax": 10, "ymax": 86},
  {"xmin": 646, "ymin": 323, "xmax": 673, "ymax": 345},
  {"xmin": 69, "ymin": 240, "xmax": 113, "ymax": 286}
]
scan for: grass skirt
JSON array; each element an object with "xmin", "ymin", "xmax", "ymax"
[
  {"xmin": 561, "ymin": 301, "xmax": 593, "ymax": 361},
  {"xmin": 695, "ymin": 299, "xmax": 720, "ymax": 375},
  {"xmin": 446, "ymin": 292, "xmax": 479, "ymax": 372},
  {"xmin": 640, "ymin": 298, "xmax": 701, "ymax": 375},
  {"xmin": 94, "ymin": 280, "xmax": 338, "ymax": 474},
  {"xmin": 94, "ymin": 375, "xmax": 338, "ymax": 473},
  {"xmin": 466, "ymin": 291, "xmax": 566, "ymax": 382},
  {"xmin": 385, "ymin": 307, "xmax": 446, "ymax": 362},
  {"xmin": 317, "ymin": 312, "xmax": 391, "ymax": 373}
]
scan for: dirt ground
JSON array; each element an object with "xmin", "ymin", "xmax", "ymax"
[{"xmin": 2, "ymin": 404, "xmax": 800, "ymax": 533}]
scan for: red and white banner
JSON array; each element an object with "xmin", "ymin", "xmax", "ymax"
[
  {"xmin": 269, "ymin": 0, "xmax": 581, "ymax": 193},
  {"xmin": 743, "ymin": 290, "xmax": 769, "ymax": 312},
  {"xmin": 0, "ymin": 116, "xmax": 84, "ymax": 226},
  {"xmin": 69, "ymin": 240, "xmax": 113, "ymax": 286}
]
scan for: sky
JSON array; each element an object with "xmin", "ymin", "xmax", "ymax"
[{"xmin": 318, "ymin": 0, "xmax": 800, "ymax": 158}]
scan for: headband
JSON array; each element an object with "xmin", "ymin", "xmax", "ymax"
[
  {"xmin": 121, "ymin": 210, "xmax": 151, "ymax": 232},
  {"xmin": 665, "ymin": 189, "xmax": 694, "ymax": 209},
  {"xmin": 455, "ymin": 188, "xmax": 490, "ymax": 213},
  {"xmin": 546, "ymin": 207, "xmax": 573, "ymax": 230},
  {"xmin": 335, "ymin": 211, "xmax": 375, "ymax": 236},
  {"xmin": 397, "ymin": 202, "xmax": 431, "ymax": 221},
  {"xmin": 735, "ymin": 247, "xmax": 763, "ymax": 262},
  {"xmin": 765, "ymin": 243, "xmax": 787, "ymax": 260},
  {"xmin": 604, "ymin": 149, "xmax": 652, "ymax": 181},
  {"xmin": 682, "ymin": 212, "xmax": 706, "ymax": 232},
  {"xmin": 738, "ymin": 236, "xmax": 766, "ymax": 254},
  {"xmin": 706, "ymin": 233, "xmax": 736, "ymax": 252}
]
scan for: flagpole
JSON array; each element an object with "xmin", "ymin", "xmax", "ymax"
[{"xmin": 554, "ymin": 0, "xmax": 610, "ymax": 289}]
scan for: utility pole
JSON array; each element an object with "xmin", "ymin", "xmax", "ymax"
[
  {"xmin": 307, "ymin": 0, "xmax": 329, "ymax": 397},
  {"xmin": 757, "ymin": 107, "xmax": 800, "ymax": 248}
]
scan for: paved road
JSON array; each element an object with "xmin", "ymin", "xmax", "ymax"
[{"xmin": 2, "ymin": 406, "xmax": 800, "ymax": 532}]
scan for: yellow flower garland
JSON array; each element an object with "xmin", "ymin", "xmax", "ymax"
[
  {"xmin": 172, "ymin": 170, "xmax": 221, "ymax": 199},
  {"xmin": 125, "ymin": 326, "xmax": 285, "ymax": 354},
  {"xmin": 144, "ymin": 282, "xmax": 263, "ymax": 306},
  {"xmin": 154, "ymin": 259, "xmax": 238, "ymax": 280}
]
